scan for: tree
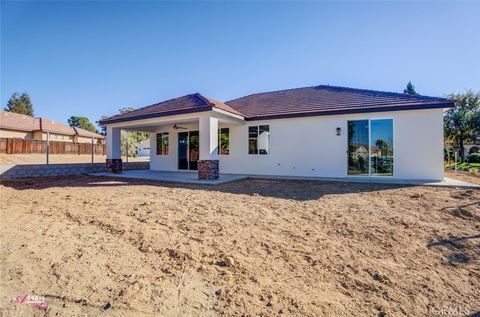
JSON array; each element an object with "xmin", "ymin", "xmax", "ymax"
[
  {"xmin": 403, "ymin": 81, "xmax": 418, "ymax": 95},
  {"xmin": 68, "ymin": 116, "xmax": 98, "ymax": 133},
  {"xmin": 444, "ymin": 90, "xmax": 480, "ymax": 162},
  {"xmin": 118, "ymin": 107, "xmax": 149, "ymax": 157},
  {"xmin": 4, "ymin": 92, "xmax": 34, "ymax": 116}
]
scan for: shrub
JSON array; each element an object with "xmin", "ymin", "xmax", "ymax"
[{"xmin": 468, "ymin": 153, "xmax": 480, "ymax": 163}]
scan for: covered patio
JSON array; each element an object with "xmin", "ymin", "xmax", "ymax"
[{"xmin": 99, "ymin": 93, "xmax": 245, "ymax": 180}]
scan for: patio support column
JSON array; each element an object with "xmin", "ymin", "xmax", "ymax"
[
  {"xmin": 106, "ymin": 126, "xmax": 122, "ymax": 173},
  {"xmin": 198, "ymin": 116, "xmax": 219, "ymax": 179}
]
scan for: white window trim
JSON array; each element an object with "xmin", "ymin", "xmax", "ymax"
[
  {"xmin": 248, "ymin": 125, "xmax": 270, "ymax": 155},
  {"xmin": 156, "ymin": 132, "xmax": 169, "ymax": 156}
]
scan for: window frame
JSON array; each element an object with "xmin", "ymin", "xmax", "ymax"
[
  {"xmin": 346, "ymin": 118, "xmax": 394, "ymax": 177},
  {"xmin": 248, "ymin": 124, "xmax": 270, "ymax": 155},
  {"xmin": 218, "ymin": 127, "xmax": 230, "ymax": 156},
  {"xmin": 156, "ymin": 132, "xmax": 169, "ymax": 156}
]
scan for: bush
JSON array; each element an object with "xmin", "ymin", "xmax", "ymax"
[{"xmin": 468, "ymin": 153, "xmax": 480, "ymax": 163}]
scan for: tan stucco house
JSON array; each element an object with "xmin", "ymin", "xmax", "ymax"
[{"xmin": 0, "ymin": 111, "xmax": 104, "ymax": 143}]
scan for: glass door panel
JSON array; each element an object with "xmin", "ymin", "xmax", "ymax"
[
  {"xmin": 348, "ymin": 120, "xmax": 369, "ymax": 175},
  {"xmin": 178, "ymin": 132, "xmax": 188, "ymax": 170},
  {"xmin": 370, "ymin": 119, "xmax": 393, "ymax": 176},
  {"xmin": 188, "ymin": 131, "xmax": 199, "ymax": 170}
]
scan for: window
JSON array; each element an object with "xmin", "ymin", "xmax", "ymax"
[
  {"xmin": 348, "ymin": 119, "xmax": 393, "ymax": 176},
  {"xmin": 218, "ymin": 128, "xmax": 229, "ymax": 155},
  {"xmin": 248, "ymin": 125, "xmax": 270, "ymax": 155},
  {"xmin": 156, "ymin": 132, "xmax": 169, "ymax": 155}
]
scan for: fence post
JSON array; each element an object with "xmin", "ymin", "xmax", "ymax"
[
  {"xmin": 46, "ymin": 132, "xmax": 50, "ymax": 164},
  {"xmin": 91, "ymin": 136, "xmax": 94, "ymax": 164}
]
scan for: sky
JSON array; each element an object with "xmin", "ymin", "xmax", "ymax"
[{"xmin": 1, "ymin": 1, "xmax": 479, "ymax": 129}]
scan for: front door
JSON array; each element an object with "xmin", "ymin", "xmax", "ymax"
[{"xmin": 178, "ymin": 131, "xmax": 199, "ymax": 170}]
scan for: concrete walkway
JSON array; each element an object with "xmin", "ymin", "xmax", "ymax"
[
  {"xmin": 90, "ymin": 170, "xmax": 248, "ymax": 185},
  {"xmin": 89, "ymin": 170, "xmax": 480, "ymax": 188}
]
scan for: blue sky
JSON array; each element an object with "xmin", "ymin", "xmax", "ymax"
[{"xmin": 1, "ymin": 1, "xmax": 479, "ymax": 128}]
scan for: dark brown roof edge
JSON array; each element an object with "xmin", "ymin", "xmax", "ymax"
[
  {"xmin": 244, "ymin": 102, "xmax": 454, "ymax": 121},
  {"xmin": 99, "ymin": 106, "xmax": 213, "ymax": 125}
]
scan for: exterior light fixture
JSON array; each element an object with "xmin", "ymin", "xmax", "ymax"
[{"xmin": 336, "ymin": 127, "xmax": 341, "ymax": 136}]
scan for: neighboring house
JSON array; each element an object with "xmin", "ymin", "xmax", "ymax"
[
  {"xmin": 99, "ymin": 85, "xmax": 454, "ymax": 181},
  {"xmin": 445, "ymin": 143, "xmax": 480, "ymax": 160},
  {"xmin": 136, "ymin": 139, "xmax": 151, "ymax": 157},
  {"xmin": 0, "ymin": 111, "xmax": 105, "ymax": 144}
]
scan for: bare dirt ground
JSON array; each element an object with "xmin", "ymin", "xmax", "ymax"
[
  {"xmin": 0, "ymin": 154, "xmax": 148, "ymax": 165},
  {"xmin": 0, "ymin": 176, "xmax": 479, "ymax": 316},
  {"xmin": 445, "ymin": 169, "xmax": 480, "ymax": 185}
]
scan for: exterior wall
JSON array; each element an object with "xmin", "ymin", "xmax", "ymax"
[
  {"xmin": 0, "ymin": 129, "xmax": 33, "ymax": 139},
  {"xmin": 33, "ymin": 131, "xmax": 74, "ymax": 142},
  {"xmin": 147, "ymin": 108, "xmax": 444, "ymax": 181},
  {"xmin": 74, "ymin": 135, "xmax": 104, "ymax": 144}
]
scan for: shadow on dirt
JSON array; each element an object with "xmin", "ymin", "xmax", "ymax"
[{"xmin": 0, "ymin": 174, "xmax": 412, "ymax": 201}]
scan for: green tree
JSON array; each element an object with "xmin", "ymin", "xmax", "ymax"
[
  {"xmin": 118, "ymin": 107, "xmax": 149, "ymax": 157},
  {"xmin": 68, "ymin": 116, "xmax": 98, "ymax": 133},
  {"xmin": 4, "ymin": 92, "xmax": 34, "ymax": 116},
  {"xmin": 444, "ymin": 90, "xmax": 480, "ymax": 162},
  {"xmin": 403, "ymin": 81, "xmax": 418, "ymax": 95}
]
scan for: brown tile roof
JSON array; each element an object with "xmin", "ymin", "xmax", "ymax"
[
  {"xmin": 99, "ymin": 85, "xmax": 454, "ymax": 124},
  {"xmin": 0, "ymin": 111, "xmax": 39, "ymax": 131},
  {"xmin": 73, "ymin": 126, "xmax": 105, "ymax": 139},
  {"xmin": 225, "ymin": 85, "xmax": 454, "ymax": 120},
  {"xmin": 100, "ymin": 93, "xmax": 243, "ymax": 124},
  {"xmin": 0, "ymin": 111, "xmax": 104, "ymax": 139}
]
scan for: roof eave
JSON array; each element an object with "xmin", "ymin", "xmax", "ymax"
[{"xmin": 99, "ymin": 106, "xmax": 214, "ymax": 125}]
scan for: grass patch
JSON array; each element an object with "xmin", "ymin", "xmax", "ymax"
[{"xmin": 445, "ymin": 162, "xmax": 480, "ymax": 174}]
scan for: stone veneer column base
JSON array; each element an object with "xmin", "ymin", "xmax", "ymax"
[
  {"xmin": 106, "ymin": 159, "xmax": 123, "ymax": 173},
  {"xmin": 197, "ymin": 160, "xmax": 219, "ymax": 180}
]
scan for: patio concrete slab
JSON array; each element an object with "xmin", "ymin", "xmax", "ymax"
[
  {"xmin": 90, "ymin": 170, "xmax": 248, "ymax": 185},
  {"xmin": 90, "ymin": 169, "xmax": 480, "ymax": 188}
]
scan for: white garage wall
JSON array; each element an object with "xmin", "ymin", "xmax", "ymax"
[{"xmin": 149, "ymin": 108, "xmax": 445, "ymax": 181}]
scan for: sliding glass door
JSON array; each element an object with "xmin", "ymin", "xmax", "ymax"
[
  {"xmin": 348, "ymin": 119, "xmax": 393, "ymax": 176},
  {"xmin": 348, "ymin": 120, "xmax": 369, "ymax": 175},
  {"xmin": 178, "ymin": 131, "xmax": 199, "ymax": 170}
]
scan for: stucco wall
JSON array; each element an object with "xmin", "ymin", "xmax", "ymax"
[
  {"xmin": 148, "ymin": 108, "xmax": 444, "ymax": 181},
  {"xmin": 0, "ymin": 129, "xmax": 32, "ymax": 139},
  {"xmin": 75, "ymin": 136, "xmax": 104, "ymax": 144}
]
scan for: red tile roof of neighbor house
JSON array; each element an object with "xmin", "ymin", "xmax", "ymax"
[
  {"xmin": 0, "ymin": 111, "xmax": 104, "ymax": 139},
  {"xmin": 99, "ymin": 85, "xmax": 455, "ymax": 124}
]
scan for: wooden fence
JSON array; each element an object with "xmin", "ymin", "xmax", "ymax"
[{"xmin": 0, "ymin": 138, "xmax": 106, "ymax": 155}]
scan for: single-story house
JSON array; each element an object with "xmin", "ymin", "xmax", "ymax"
[
  {"xmin": 99, "ymin": 85, "xmax": 454, "ymax": 181},
  {"xmin": 136, "ymin": 139, "xmax": 151, "ymax": 157},
  {"xmin": 445, "ymin": 143, "xmax": 479, "ymax": 160},
  {"xmin": 0, "ymin": 111, "xmax": 105, "ymax": 143}
]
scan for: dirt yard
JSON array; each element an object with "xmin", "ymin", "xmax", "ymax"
[
  {"xmin": 0, "ymin": 176, "xmax": 479, "ymax": 316},
  {"xmin": 445, "ymin": 169, "xmax": 480, "ymax": 185}
]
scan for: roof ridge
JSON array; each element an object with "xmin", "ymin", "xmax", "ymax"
[
  {"xmin": 193, "ymin": 93, "xmax": 215, "ymax": 106},
  {"xmin": 106, "ymin": 93, "xmax": 206, "ymax": 120},
  {"xmin": 225, "ymin": 84, "xmax": 452, "ymax": 104},
  {"xmin": 225, "ymin": 86, "xmax": 315, "ymax": 103},
  {"xmin": 315, "ymin": 85, "xmax": 451, "ymax": 101}
]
